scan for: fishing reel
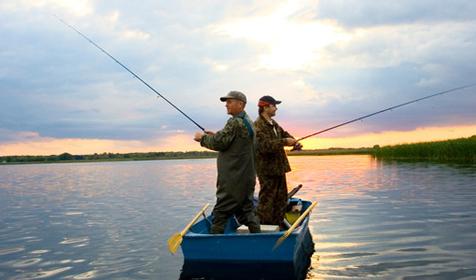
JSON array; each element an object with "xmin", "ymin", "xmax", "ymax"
[{"xmin": 290, "ymin": 143, "xmax": 303, "ymax": 151}]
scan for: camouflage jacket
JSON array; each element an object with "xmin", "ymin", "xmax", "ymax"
[
  {"xmin": 200, "ymin": 111, "xmax": 256, "ymax": 209},
  {"xmin": 254, "ymin": 115, "xmax": 293, "ymax": 177}
]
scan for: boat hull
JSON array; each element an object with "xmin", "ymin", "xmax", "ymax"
[{"xmin": 180, "ymin": 199, "xmax": 315, "ymax": 279}]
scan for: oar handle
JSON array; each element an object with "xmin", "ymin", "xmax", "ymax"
[
  {"xmin": 180, "ymin": 203, "xmax": 210, "ymax": 236},
  {"xmin": 274, "ymin": 201, "xmax": 317, "ymax": 249},
  {"xmin": 287, "ymin": 184, "xmax": 303, "ymax": 199}
]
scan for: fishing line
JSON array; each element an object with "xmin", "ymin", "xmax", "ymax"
[
  {"xmin": 54, "ymin": 15, "xmax": 205, "ymax": 131},
  {"xmin": 296, "ymin": 83, "xmax": 476, "ymax": 142}
]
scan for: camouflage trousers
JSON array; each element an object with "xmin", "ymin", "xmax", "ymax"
[{"xmin": 257, "ymin": 174, "xmax": 288, "ymax": 225}]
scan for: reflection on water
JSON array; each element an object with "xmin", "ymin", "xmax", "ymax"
[
  {"xmin": 0, "ymin": 156, "xmax": 475, "ymax": 279},
  {"xmin": 294, "ymin": 156, "xmax": 476, "ymax": 279}
]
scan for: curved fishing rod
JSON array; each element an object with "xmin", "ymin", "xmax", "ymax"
[
  {"xmin": 54, "ymin": 15, "xmax": 205, "ymax": 131},
  {"xmin": 296, "ymin": 83, "xmax": 476, "ymax": 142}
]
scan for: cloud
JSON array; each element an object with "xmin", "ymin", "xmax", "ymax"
[
  {"xmin": 0, "ymin": 0, "xmax": 475, "ymax": 154},
  {"xmin": 316, "ymin": 0, "xmax": 476, "ymax": 27},
  {"xmin": 0, "ymin": 129, "xmax": 42, "ymax": 143},
  {"xmin": 210, "ymin": 1, "xmax": 351, "ymax": 71},
  {"xmin": 0, "ymin": 0, "xmax": 94, "ymax": 17}
]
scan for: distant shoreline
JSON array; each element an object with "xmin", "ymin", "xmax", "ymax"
[
  {"xmin": 1, "ymin": 135, "xmax": 475, "ymax": 165},
  {"xmin": 0, "ymin": 151, "xmax": 218, "ymax": 165},
  {"xmin": 0, "ymin": 148, "xmax": 375, "ymax": 165}
]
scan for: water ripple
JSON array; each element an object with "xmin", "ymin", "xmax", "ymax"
[
  {"xmin": 1, "ymin": 156, "xmax": 475, "ymax": 279},
  {"xmin": 65, "ymin": 270, "xmax": 98, "ymax": 279},
  {"xmin": 9, "ymin": 266, "xmax": 72, "ymax": 280},
  {"xmin": 319, "ymin": 259, "xmax": 454, "ymax": 278},
  {"xmin": 0, "ymin": 247, "xmax": 25, "ymax": 256},
  {"xmin": 29, "ymin": 250, "xmax": 50, "ymax": 254},
  {"xmin": 6, "ymin": 258, "xmax": 42, "ymax": 268},
  {"xmin": 59, "ymin": 237, "xmax": 90, "ymax": 245},
  {"xmin": 403, "ymin": 268, "xmax": 476, "ymax": 280}
]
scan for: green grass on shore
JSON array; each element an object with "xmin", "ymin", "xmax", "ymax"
[{"xmin": 372, "ymin": 135, "xmax": 476, "ymax": 163}]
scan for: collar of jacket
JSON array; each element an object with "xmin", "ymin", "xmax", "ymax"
[
  {"xmin": 236, "ymin": 111, "xmax": 246, "ymax": 118},
  {"xmin": 259, "ymin": 114, "xmax": 275, "ymax": 127}
]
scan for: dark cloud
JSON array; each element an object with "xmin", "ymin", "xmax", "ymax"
[
  {"xmin": 285, "ymin": 83, "xmax": 476, "ymax": 138},
  {"xmin": 316, "ymin": 0, "xmax": 476, "ymax": 27}
]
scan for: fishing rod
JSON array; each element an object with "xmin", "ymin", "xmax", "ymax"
[
  {"xmin": 295, "ymin": 83, "xmax": 476, "ymax": 143},
  {"xmin": 54, "ymin": 15, "xmax": 205, "ymax": 131}
]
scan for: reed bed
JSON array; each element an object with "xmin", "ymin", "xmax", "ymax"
[{"xmin": 372, "ymin": 135, "xmax": 476, "ymax": 162}]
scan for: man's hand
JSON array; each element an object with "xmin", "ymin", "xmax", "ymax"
[
  {"xmin": 194, "ymin": 132, "xmax": 204, "ymax": 142},
  {"xmin": 194, "ymin": 130, "xmax": 215, "ymax": 142},
  {"xmin": 289, "ymin": 142, "xmax": 303, "ymax": 151},
  {"xmin": 293, "ymin": 142, "xmax": 303, "ymax": 151},
  {"xmin": 284, "ymin": 138, "xmax": 297, "ymax": 146}
]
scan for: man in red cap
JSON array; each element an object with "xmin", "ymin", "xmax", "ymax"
[{"xmin": 254, "ymin": 95, "xmax": 302, "ymax": 228}]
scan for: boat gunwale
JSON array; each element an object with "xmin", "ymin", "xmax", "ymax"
[
  {"xmin": 185, "ymin": 215, "xmax": 310, "ymax": 238},
  {"xmin": 184, "ymin": 198, "xmax": 314, "ymax": 243}
]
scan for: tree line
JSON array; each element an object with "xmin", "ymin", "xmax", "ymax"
[{"xmin": 0, "ymin": 151, "xmax": 217, "ymax": 164}]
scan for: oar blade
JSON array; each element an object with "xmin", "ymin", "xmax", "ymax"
[
  {"xmin": 167, "ymin": 232, "xmax": 183, "ymax": 254},
  {"xmin": 167, "ymin": 203, "xmax": 210, "ymax": 255}
]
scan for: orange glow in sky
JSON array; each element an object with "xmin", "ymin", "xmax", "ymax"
[
  {"xmin": 1, "ymin": 124, "xmax": 474, "ymax": 156},
  {"xmin": 299, "ymin": 124, "xmax": 476, "ymax": 149}
]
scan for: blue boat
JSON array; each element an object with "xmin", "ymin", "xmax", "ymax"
[{"xmin": 178, "ymin": 198, "xmax": 316, "ymax": 280}]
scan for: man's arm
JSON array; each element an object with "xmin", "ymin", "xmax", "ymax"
[
  {"xmin": 255, "ymin": 123, "xmax": 287, "ymax": 154},
  {"xmin": 200, "ymin": 118, "xmax": 237, "ymax": 151},
  {"xmin": 278, "ymin": 124, "xmax": 302, "ymax": 149}
]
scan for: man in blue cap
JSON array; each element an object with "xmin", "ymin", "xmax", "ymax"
[
  {"xmin": 194, "ymin": 91, "xmax": 260, "ymax": 234},
  {"xmin": 254, "ymin": 95, "xmax": 302, "ymax": 228}
]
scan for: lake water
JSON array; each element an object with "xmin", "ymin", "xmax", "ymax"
[{"xmin": 0, "ymin": 155, "xmax": 475, "ymax": 279}]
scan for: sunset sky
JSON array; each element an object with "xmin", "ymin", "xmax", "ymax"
[{"xmin": 1, "ymin": 0, "xmax": 475, "ymax": 156}]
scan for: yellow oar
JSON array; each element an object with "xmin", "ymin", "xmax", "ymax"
[
  {"xmin": 168, "ymin": 203, "xmax": 210, "ymax": 254},
  {"xmin": 273, "ymin": 201, "xmax": 317, "ymax": 250}
]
